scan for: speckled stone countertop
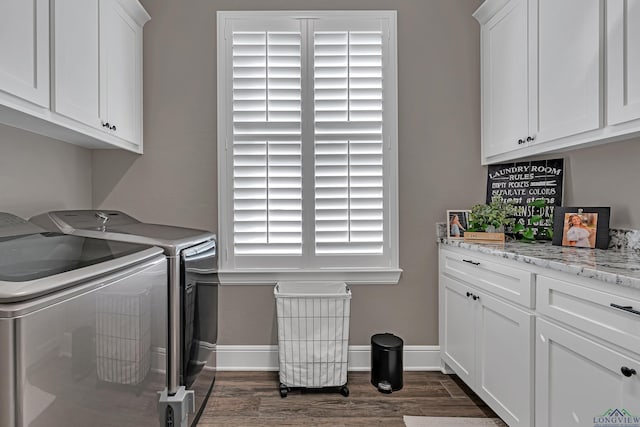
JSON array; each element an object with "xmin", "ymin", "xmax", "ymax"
[{"xmin": 439, "ymin": 238, "xmax": 640, "ymax": 292}]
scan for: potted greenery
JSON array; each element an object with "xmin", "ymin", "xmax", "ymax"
[{"xmin": 466, "ymin": 196, "xmax": 518, "ymax": 242}]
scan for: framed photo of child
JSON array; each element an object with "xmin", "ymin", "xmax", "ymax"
[
  {"xmin": 552, "ymin": 207, "xmax": 610, "ymax": 249},
  {"xmin": 446, "ymin": 210, "xmax": 471, "ymax": 240}
]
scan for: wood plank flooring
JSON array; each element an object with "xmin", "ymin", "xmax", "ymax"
[{"xmin": 197, "ymin": 371, "xmax": 500, "ymax": 426}]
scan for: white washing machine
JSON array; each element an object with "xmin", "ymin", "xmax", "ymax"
[
  {"xmin": 0, "ymin": 212, "xmax": 167, "ymax": 427},
  {"xmin": 31, "ymin": 210, "xmax": 218, "ymax": 427}
]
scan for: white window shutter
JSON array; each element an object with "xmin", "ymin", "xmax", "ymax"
[
  {"xmin": 232, "ymin": 31, "xmax": 303, "ymax": 255},
  {"xmin": 219, "ymin": 12, "xmax": 398, "ymax": 274},
  {"xmin": 313, "ymin": 31, "xmax": 385, "ymax": 255}
]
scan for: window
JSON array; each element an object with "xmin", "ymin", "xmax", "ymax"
[{"xmin": 217, "ymin": 11, "xmax": 399, "ymax": 283}]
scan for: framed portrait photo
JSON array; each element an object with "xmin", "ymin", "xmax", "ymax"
[
  {"xmin": 446, "ymin": 210, "xmax": 471, "ymax": 240},
  {"xmin": 552, "ymin": 207, "xmax": 610, "ymax": 249}
]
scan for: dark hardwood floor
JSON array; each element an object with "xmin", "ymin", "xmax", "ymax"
[{"xmin": 197, "ymin": 371, "xmax": 500, "ymax": 426}]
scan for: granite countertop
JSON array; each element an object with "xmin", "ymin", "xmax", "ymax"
[{"xmin": 439, "ymin": 238, "xmax": 640, "ymax": 291}]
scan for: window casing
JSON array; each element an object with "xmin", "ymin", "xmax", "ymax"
[{"xmin": 217, "ymin": 11, "xmax": 399, "ymax": 282}]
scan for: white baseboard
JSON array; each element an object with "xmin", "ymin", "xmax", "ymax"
[
  {"xmin": 216, "ymin": 345, "xmax": 441, "ymax": 372},
  {"xmin": 70, "ymin": 343, "xmax": 441, "ymax": 373}
]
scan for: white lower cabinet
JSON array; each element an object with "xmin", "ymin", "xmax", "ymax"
[
  {"xmin": 441, "ymin": 266, "xmax": 534, "ymax": 426},
  {"xmin": 536, "ymin": 318, "xmax": 640, "ymax": 427},
  {"xmin": 441, "ymin": 276, "xmax": 476, "ymax": 386},
  {"xmin": 440, "ymin": 245, "xmax": 640, "ymax": 426},
  {"xmin": 476, "ymin": 288, "xmax": 533, "ymax": 426},
  {"xmin": 536, "ymin": 273, "xmax": 640, "ymax": 426}
]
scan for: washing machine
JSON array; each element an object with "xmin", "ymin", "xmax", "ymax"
[
  {"xmin": 31, "ymin": 210, "xmax": 218, "ymax": 427},
  {"xmin": 0, "ymin": 212, "xmax": 167, "ymax": 426}
]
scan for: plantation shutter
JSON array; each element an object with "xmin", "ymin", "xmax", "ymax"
[
  {"xmin": 219, "ymin": 12, "xmax": 397, "ymax": 274},
  {"xmin": 313, "ymin": 31, "xmax": 385, "ymax": 254},
  {"xmin": 232, "ymin": 31, "xmax": 303, "ymax": 255}
]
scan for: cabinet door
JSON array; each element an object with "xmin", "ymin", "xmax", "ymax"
[
  {"xmin": 476, "ymin": 291, "xmax": 533, "ymax": 427},
  {"xmin": 441, "ymin": 276, "xmax": 476, "ymax": 387},
  {"xmin": 482, "ymin": 0, "xmax": 529, "ymax": 159},
  {"xmin": 100, "ymin": 0, "xmax": 142, "ymax": 146},
  {"xmin": 0, "ymin": 0, "xmax": 49, "ymax": 107},
  {"xmin": 529, "ymin": 0, "xmax": 602, "ymax": 144},
  {"xmin": 536, "ymin": 318, "xmax": 640, "ymax": 427},
  {"xmin": 607, "ymin": 0, "xmax": 640, "ymax": 125},
  {"xmin": 52, "ymin": 0, "xmax": 101, "ymax": 128}
]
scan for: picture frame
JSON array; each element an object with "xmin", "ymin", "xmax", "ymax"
[
  {"xmin": 552, "ymin": 207, "xmax": 610, "ymax": 249},
  {"xmin": 446, "ymin": 210, "xmax": 471, "ymax": 240}
]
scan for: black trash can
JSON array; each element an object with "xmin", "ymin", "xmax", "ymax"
[{"xmin": 371, "ymin": 333, "xmax": 403, "ymax": 393}]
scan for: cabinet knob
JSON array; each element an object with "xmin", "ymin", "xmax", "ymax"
[
  {"xmin": 102, "ymin": 122, "xmax": 110, "ymax": 128},
  {"xmin": 621, "ymin": 366, "xmax": 637, "ymax": 377},
  {"xmin": 466, "ymin": 292, "xmax": 472, "ymax": 298},
  {"xmin": 517, "ymin": 139, "xmax": 524, "ymax": 145},
  {"xmin": 110, "ymin": 124, "xmax": 117, "ymax": 131},
  {"xmin": 526, "ymin": 136, "xmax": 535, "ymax": 142},
  {"xmin": 472, "ymin": 295, "xmax": 479, "ymax": 301}
]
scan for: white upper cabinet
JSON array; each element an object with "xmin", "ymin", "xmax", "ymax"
[
  {"xmin": 607, "ymin": 0, "xmax": 640, "ymax": 126},
  {"xmin": 477, "ymin": 0, "xmax": 602, "ymax": 162},
  {"xmin": 0, "ymin": 0, "xmax": 50, "ymax": 108},
  {"xmin": 52, "ymin": 0, "xmax": 100, "ymax": 127},
  {"xmin": 481, "ymin": 0, "xmax": 529, "ymax": 159},
  {"xmin": 1, "ymin": 0, "xmax": 148, "ymax": 153},
  {"xmin": 52, "ymin": 0, "xmax": 148, "ymax": 150},
  {"xmin": 476, "ymin": 0, "xmax": 640, "ymax": 165},
  {"xmin": 530, "ymin": 0, "xmax": 602, "ymax": 144},
  {"xmin": 100, "ymin": 0, "xmax": 145, "ymax": 146}
]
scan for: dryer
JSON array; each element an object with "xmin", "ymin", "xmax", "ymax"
[
  {"xmin": 0, "ymin": 212, "xmax": 167, "ymax": 426},
  {"xmin": 31, "ymin": 210, "xmax": 217, "ymax": 427}
]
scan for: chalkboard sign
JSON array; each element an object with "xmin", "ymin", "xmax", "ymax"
[{"xmin": 486, "ymin": 159, "xmax": 564, "ymax": 239}]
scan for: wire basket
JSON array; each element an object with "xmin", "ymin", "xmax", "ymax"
[
  {"xmin": 96, "ymin": 288, "xmax": 151, "ymax": 385},
  {"xmin": 274, "ymin": 282, "xmax": 351, "ymax": 391}
]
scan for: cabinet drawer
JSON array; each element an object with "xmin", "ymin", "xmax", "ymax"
[
  {"xmin": 440, "ymin": 248, "xmax": 534, "ymax": 307},
  {"xmin": 537, "ymin": 275, "xmax": 640, "ymax": 355}
]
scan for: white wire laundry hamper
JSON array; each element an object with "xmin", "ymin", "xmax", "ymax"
[
  {"xmin": 274, "ymin": 281, "xmax": 351, "ymax": 397},
  {"xmin": 96, "ymin": 287, "xmax": 151, "ymax": 385}
]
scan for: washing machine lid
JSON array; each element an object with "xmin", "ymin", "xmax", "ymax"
[
  {"xmin": 0, "ymin": 214, "xmax": 163, "ymax": 303},
  {"xmin": 0, "ymin": 211, "xmax": 46, "ymax": 238},
  {"xmin": 30, "ymin": 210, "xmax": 216, "ymax": 254}
]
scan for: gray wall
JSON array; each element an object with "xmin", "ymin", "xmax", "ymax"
[
  {"xmin": 0, "ymin": 0, "xmax": 636, "ymax": 350},
  {"xmin": 93, "ymin": 0, "xmax": 485, "ymax": 346},
  {"xmin": 88, "ymin": 0, "xmax": 640, "ymax": 347},
  {"xmin": 551, "ymin": 137, "xmax": 640, "ymax": 229},
  {"xmin": 0, "ymin": 0, "xmax": 636, "ymax": 349},
  {"xmin": 0, "ymin": 124, "xmax": 92, "ymax": 219}
]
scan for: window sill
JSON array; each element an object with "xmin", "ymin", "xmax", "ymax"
[{"xmin": 217, "ymin": 268, "xmax": 403, "ymax": 285}]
